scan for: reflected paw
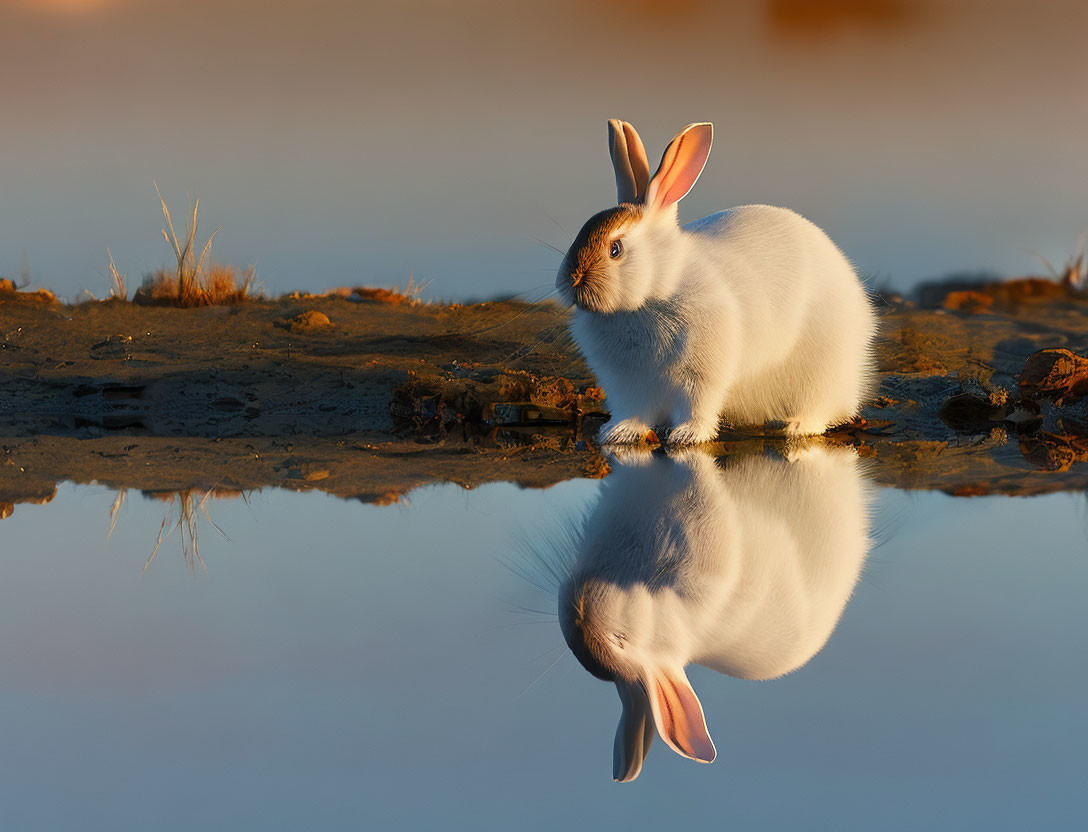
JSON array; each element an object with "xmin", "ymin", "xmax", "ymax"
[
  {"xmin": 606, "ymin": 445, "xmax": 657, "ymax": 466},
  {"xmin": 665, "ymin": 420, "xmax": 717, "ymax": 446},
  {"xmin": 784, "ymin": 439, "xmax": 825, "ymax": 463},
  {"xmin": 664, "ymin": 444, "xmax": 714, "ymax": 465},
  {"xmin": 786, "ymin": 441, "xmax": 857, "ymax": 464},
  {"xmin": 785, "ymin": 416, "xmax": 829, "ymax": 437},
  {"xmin": 601, "ymin": 418, "xmax": 658, "ymax": 446}
]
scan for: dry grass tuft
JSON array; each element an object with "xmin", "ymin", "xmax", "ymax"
[
  {"xmin": 139, "ymin": 269, "xmax": 181, "ymax": 303},
  {"xmin": 206, "ymin": 264, "xmax": 257, "ymax": 304},
  {"xmin": 156, "ymin": 180, "xmax": 219, "ymax": 302},
  {"xmin": 138, "ymin": 487, "xmax": 239, "ymax": 573},
  {"xmin": 205, "ymin": 265, "xmax": 241, "ymax": 302},
  {"xmin": 106, "ymin": 248, "xmax": 127, "ymax": 300},
  {"xmin": 132, "ymin": 184, "xmax": 260, "ymax": 307},
  {"xmin": 137, "ymin": 262, "xmax": 258, "ymax": 306},
  {"xmin": 1030, "ymin": 231, "xmax": 1087, "ymax": 291}
]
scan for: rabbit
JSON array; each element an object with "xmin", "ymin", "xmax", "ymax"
[
  {"xmin": 555, "ymin": 119, "xmax": 877, "ymax": 445},
  {"xmin": 557, "ymin": 443, "xmax": 872, "ymax": 781}
]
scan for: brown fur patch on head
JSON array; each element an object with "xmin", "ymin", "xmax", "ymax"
[
  {"xmin": 558, "ymin": 204, "xmax": 643, "ymax": 306},
  {"xmin": 559, "ymin": 581, "xmax": 617, "ymax": 682}
]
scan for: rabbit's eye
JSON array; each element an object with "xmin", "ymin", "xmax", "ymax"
[{"xmin": 609, "ymin": 239, "xmax": 623, "ymax": 259}]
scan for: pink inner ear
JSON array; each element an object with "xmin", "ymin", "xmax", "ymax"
[
  {"xmin": 646, "ymin": 124, "xmax": 713, "ymax": 212},
  {"xmin": 621, "ymin": 122, "xmax": 650, "ymax": 203},
  {"xmin": 648, "ymin": 670, "xmax": 717, "ymax": 763}
]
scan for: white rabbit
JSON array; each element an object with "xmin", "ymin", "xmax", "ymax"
[
  {"xmin": 555, "ymin": 120, "xmax": 877, "ymax": 445},
  {"xmin": 558, "ymin": 444, "xmax": 872, "ymax": 781}
]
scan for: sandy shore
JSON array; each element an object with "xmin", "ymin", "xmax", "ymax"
[{"xmin": 4, "ymin": 285, "xmax": 1088, "ymax": 515}]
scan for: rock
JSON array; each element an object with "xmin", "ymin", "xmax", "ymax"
[
  {"xmin": 1019, "ymin": 431, "xmax": 1088, "ymax": 472},
  {"xmin": 353, "ymin": 287, "xmax": 412, "ymax": 305},
  {"xmin": 943, "ymin": 290, "xmax": 994, "ymax": 313},
  {"xmin": 279, "ymin": 310, "xmax": 333, "ymax": 333},
  {"xmin": 938, "ymin": 393, "xmax": 1009, "ymax": 432},
  {"xmin": 1019, "ymin": 348, "xmax": 1088, "ymax": 405},
  {"xmin": 0, "ymin": 281, "xmax": 57, "ymax": 304}
]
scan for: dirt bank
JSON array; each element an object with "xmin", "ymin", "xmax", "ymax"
[{"xmin": 4, "ymin": 284, "xmax": 1088, "ymax": 514}]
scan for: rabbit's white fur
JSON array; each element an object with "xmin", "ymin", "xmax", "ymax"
[
  {"xmin": 559, "ymin": 122, "xmax": 877, "ymax": 444},
  {"xmin": 559, "ymin": 443, "xmax": 872, "ymax": 781}
]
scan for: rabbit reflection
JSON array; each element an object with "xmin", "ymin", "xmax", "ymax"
[{"xmin": 559, "ymin": 444, "xmax": 872, "ymax": 782}]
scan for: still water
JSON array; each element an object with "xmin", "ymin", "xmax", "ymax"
[{"xmin": 1, "ymin": 449, "xmax": 1086, "ymax": 830}]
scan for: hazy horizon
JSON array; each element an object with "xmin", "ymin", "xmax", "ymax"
[{"xmin": 3, "ymin": 0, "xmax": 1087, "ymax": 300}]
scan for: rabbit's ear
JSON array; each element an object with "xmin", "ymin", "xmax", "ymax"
[
  {"xmin": 613, "ymin": 679, "xmax": 655, "ymax": 782},
  {"xmin": 645, "ymin": 123, "xmax": 713, "ymax": 214},
  {"xmin": 645, "ymin": 667, "xmax": 716, "ymax": 763},
  {"xmin": 622, "ymin": 121, "xmax": 651, "ymax": 202},
  {"xmin": 607, "ymin": 119, "xmax": 651, "ymax": 204}
]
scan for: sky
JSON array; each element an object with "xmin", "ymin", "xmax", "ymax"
[{"xmin": 2, "ymin": 0, "xmax": 1087, "ymax": 300}]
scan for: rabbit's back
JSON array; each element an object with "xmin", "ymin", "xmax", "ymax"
[
  {"xmin": 681, "ymin": 205, "xmax": 876, "ymax": 430},
  {"xmin": 684, "ymin": 204, "xmax": 863, "ymax": 328}
]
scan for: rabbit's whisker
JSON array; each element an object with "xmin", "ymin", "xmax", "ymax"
[
  {"xmin": 519, "ymin": 649, "xmax": 568, "ymax": 697},
  {"xmin": 530, "ymin": 234, "xmax": 566, "ymax": 257}
]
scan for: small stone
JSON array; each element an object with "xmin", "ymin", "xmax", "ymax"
[{"xmin": 1019, "ymin": 348, "xmax": 1088, "ymax": 405}]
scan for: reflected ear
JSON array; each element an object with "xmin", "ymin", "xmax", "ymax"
[
  {"xmin": 614, "ymin": 679, "xmax": 655, "ymax": 782},
  {"xmin": 645, "ymin": 667, "xmax": 716, "ymax": 763},
  {"xmin": 645, "ymin": 123, "xmax": 713, "ymax": 213},
  {"xmin": 607, "ymin": 119, "xmax": 651, "ymax": 204}
]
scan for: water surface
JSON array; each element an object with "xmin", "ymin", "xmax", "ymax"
[{"xmin": 1, "ymin": 454, "xmax": 1085, "ymax": 829}]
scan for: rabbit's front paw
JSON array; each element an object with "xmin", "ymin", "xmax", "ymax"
[
  {"xmin": 666, "ymin": 420, "xmax": 718, "ymax": 446},
  {"xmin": 601, "ymin": 417, "xmax": 658, "ymax": 445}
]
